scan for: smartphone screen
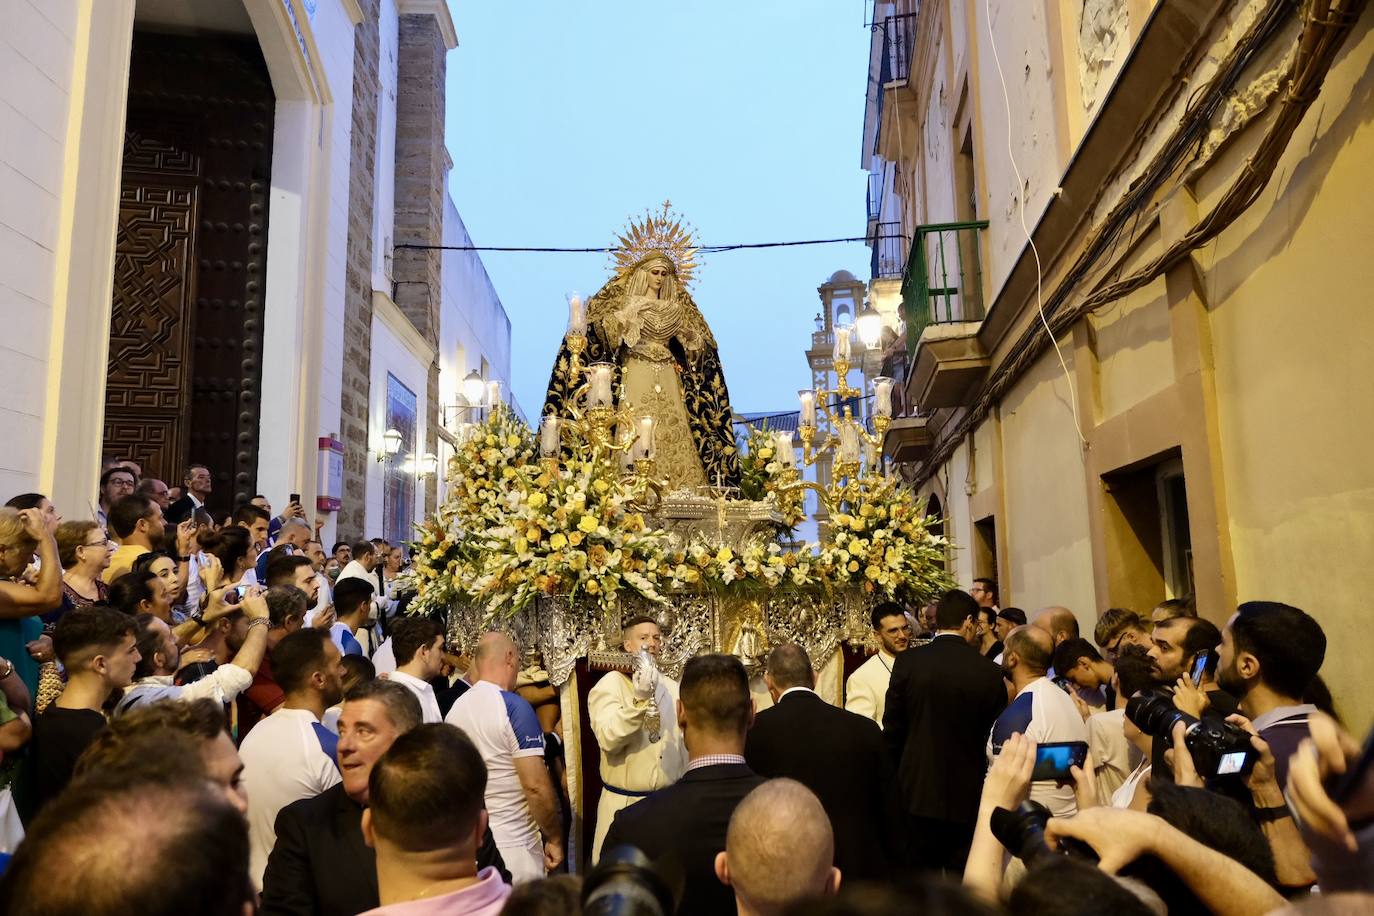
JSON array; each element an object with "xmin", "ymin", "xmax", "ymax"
[
  {"xmin": 1190, "ymin": 651, "xmax": 1211, "ymax": 687},
  {"xmin": 1031, "ymin": 741, "xmax": 1089, "ymax": 781},
  {"xmin": 289, "ymin": 493, "xmax": 301, "ymax": 506}
]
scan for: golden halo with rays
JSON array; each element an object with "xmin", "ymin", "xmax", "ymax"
[{"xmin": 610, "ymin": 200, "xmax": 700, "ymax": 287}]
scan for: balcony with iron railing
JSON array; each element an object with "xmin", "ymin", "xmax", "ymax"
[
  {"xmin": 870, "ymin": 221, "xmax": 906, "ymax": 281},
  {"xmin": 867, "ymin": 171, "xmax": 883, "ymax": 227},
  {"xmin": 900, "ymin": 221, "xmax": 992, "ymax": 409},
  {"xmin": 870, "ymin": 11, "xmax": 918, "ymax": 156}
]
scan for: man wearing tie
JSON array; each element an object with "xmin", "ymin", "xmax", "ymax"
[{"xmin": 586, "ymin": 615, "xmax": 686, "ymax": 860}]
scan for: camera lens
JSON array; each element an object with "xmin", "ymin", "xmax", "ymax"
[
  {"xmin": 1125, "ymin": 691, "xmax": 1194, "ymax": 739},
  {"xmin": 990, "ymin": 801, "xmax": 1054, "ymax": 865},
  {"xmin": 582, "ymin": 846, "xmax": 680, "ymax": 916}
]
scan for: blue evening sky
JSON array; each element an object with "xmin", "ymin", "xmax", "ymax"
[{"xmin": 444, "ymin": 1, "xmax": 872, "ymax": 418}]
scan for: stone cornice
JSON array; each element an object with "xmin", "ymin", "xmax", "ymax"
[{"xmin": 396, "ymin": 0, "xmax": 458, "ymax": 50}]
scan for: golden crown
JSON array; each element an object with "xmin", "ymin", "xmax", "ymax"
[{"xmin": 611, "ymin": 200, "xmax": 700, "ymax": 287}]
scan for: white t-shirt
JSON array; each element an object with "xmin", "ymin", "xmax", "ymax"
[
  {"xmin": 444, "ymin": 680, "xmax": 546, "ymax": 852},
  {"xmin": 988, "ymin": 677, "xmax": 1089, "ymax": 817},
  {"xmin": 371, "ymin": 637, "xmax": 396, "ymax": 674},
  {"xmin": 389, "ymin": 669, "xmax": 443, "ymax": 724},
  {"xmin": 239, "ymin": 707, "xmax": 341, "ymax": 888}
]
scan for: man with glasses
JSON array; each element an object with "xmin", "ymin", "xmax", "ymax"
[
  {"xmin": 1093, "ymin": 607, "xmax": 1152, "ymax": 663},
  {"xmin": 970, "ymin": 577, "xmax": 999, "ymax": 612},
  {"xmin": 845, "ymin": 602, "xmax": 912, "ymax": 728}
]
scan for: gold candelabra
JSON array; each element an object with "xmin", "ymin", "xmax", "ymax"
[
  {"xmin": 539, "ymin": 322, "xmax": 666, "ymax": 513},
  {"xmin": 773, "ymin": 328, "xmax": 895, "ymax": 513}
]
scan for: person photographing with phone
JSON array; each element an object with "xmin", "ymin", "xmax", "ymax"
[{"xmin": 989, "ymin": 625, "xmax": 1089, "ymax": 817}]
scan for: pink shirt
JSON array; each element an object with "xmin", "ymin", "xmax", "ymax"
[{"xmin": 358, "ymin": 868, "xmax": 510, "ymax": 916}]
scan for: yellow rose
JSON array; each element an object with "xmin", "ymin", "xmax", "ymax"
[
  {"xmin": 849, "ymin": 516, "xmax": 866, "ymax": 532},
  {"xmin": 715, "ymin": 547, "xmax": 734, "ymax": 564},
  {"xmin": 527, "ymin": 492, "xmax": 548, "ymax": 510},
  {"xmin": 848, "ymin": 560, "xmax": 860, "ymax": 573},
  {"xmin": 507, "ymin": 434, "xmax": 520, "ymax": 448},
  {"xmin": 485, "ymin": 435, "xmax": 496, "ymax": 446},
  {"xmin": 568, "ymin": 531, "xmax": 585, "ymax": 546},
  {"xmin": 549, "ymin": 533, "xmax": 568, "ymax": 550},
  {"xmin": 865, "ymin": 565, "xmax": 881, "ymax": 580},
  {"xmin": 594, "ymin": 479, "xmax": 610, "ymax": 494},
  {"xmin": 526, "ymin": 526, "xmax": 542, "ymax": 542},
  {"xmin": 578, "ymin": 515, "xmax": 598, "ymax": 534},
  {"xmin": 585, "ymin": 579, "xmax": 601, "ymax": 595},
  {"xmin": 502, "ymin": 467, "xmax": 516, "ymax": 479},
  {"xmin": 515, "ymin": 537, "xmax": 529, "ymax": 555},
  {"xmin": 758, "ymin": 447, "xmax": 774, "ymax": 460}
]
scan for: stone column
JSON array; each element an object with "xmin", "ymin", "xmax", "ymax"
[
  {"xmin": 392, "ymin": 9, "xmax": 448, "ymax": 514},
  {"xmin": 338, "ymin": 0, "xmax": 382, "ymax": 541}
]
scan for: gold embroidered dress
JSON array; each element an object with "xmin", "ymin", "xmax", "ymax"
[{"xmin": 542, "ymin": 229, "xmax": 741, "ymax": 491}]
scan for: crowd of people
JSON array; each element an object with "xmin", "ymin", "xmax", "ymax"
[{"xmin": 0, "ymin": 461, "xmax": 1370, "ymax": 915}]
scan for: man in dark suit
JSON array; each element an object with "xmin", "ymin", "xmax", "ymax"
[
  {"xmin": 260, "ymin": 680, "xmax": 507, "ymax": 915},
  {"xmin": 165, "ymin": 462, "xmax": 213, "ymax": 524},
  {"xmin": 602, "ymin": 653, "xmax": 764, "ymax": 916},
  {"xmin": 883, "ymin": 588, "xmax": 1007, "ymax": 874},
  {"xmin": 744, "ymin": 643, "xmax": 900, "ymax": 883}
]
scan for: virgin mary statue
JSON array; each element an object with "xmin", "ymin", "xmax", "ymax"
[{"xmin": 542, "ymin": 204, "xmax": 740, "ymax": 491}]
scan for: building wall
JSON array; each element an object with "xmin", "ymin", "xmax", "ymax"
[
  {"xmin": 0, "ymin": 0, "xmax": 81, "ymax": 498},
  {"xmin": 970, "ymin": 0, "xmax": 1064, "ymax": 299},
  {"xmin": 1204, "ymin": 15, "xmax": 1374, "ymax": 728},
  {"xmin": 893, "ymin": 1, "xmax": 1374, "ymax": 731}
]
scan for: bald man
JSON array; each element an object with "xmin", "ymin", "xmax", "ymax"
[
  {"xmin": 715, "ymin": 779, "xmax": 840, "ymax": 916},
  {"xmin": 988, "ymin": 625, "xmax": 1087, "ymax": 816},
  {"xmin": 445, "ymin": 632, "xmax": 564, "ymax": 883},
  {"xmin": 1031, "ymin": 606, "xmax": 1080, "ymax": 648}
]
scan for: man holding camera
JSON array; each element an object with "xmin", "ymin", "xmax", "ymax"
[
  {"xmin": 587, "ymin": 615, "xmax": 687, "ymax": 861},
  {"xmin": 1215, "ymin": 601, "xmax": 1327, "ymax": 786}
]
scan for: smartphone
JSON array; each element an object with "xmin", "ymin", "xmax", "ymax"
[
  {"xmin": 1031, "ymin": 741, "xmax": 1089, "ymax": 782},
  {"xmin": 1052, "ymin": 676, "xmax": 1074, "ymax": 694},
  {"xmin": 289, "ymin": 493, "xmax": 301, "ymax": 506},
  {"xmin": 1190, "ymin": 650, "xmax": 1212, "ymax": 687}
]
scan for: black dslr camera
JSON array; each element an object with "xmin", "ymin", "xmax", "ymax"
[
  {"xmin": 1126, "ymin": 691, "xmax": 1257, "ymax": 780},
  {"xmin": 582, "ymin": 846, "xmax": 682, "ymax": 916},
  {"xmin": 990, "ymin": 800, "xmax": 1097, "ymax": 863}
]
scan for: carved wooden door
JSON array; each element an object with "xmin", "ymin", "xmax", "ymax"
[{"xmin": 106, "ymin": 33, "xmax": 274, "ymax": 516}]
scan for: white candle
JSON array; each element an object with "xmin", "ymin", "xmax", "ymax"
[
  {"xmin": 567, "ymin": 292, "xmax": 586, "ymax": 335},
  {"xmin": 485, "ymin": 380, "xmax": 502, "ymax": 409},
  {"xmin": 833, "ymin": 326, "xmax": 852, "ymax": 362},
  {"xmin": 863, "ymin": 438, "xmax": 879, "ymax": 472},
  {"xmin": 539, "ymin": 416, "xmax": 560, "ymax": 457},
  {"xmin": 839, "ymin": 423, "xmax": 861, "ymax": 464},
  {"xmin": 873, "ymin": 377, "xmax": 894, "ymax": 418},
  {"xmin": 637, "ymin": 416, "xmax": 657, "ymax": 461},
  {"xmin": 798, "ymin": 389, "xmax": 816, "ymax": 427},
  {"xmin": 587, "ymin": 364, "xmax": 614, "ymax": 409},
  {"xmin": 774, "ymin": 431, "xmax": 795, "ymax": 468}
]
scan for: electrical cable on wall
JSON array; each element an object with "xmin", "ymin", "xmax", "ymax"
[{"xmin": 983, "ymin": 0, "xmax": 1088, "ymax": 449}]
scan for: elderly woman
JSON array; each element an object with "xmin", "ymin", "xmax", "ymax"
[
  {"xmin": 0, "ymin": 507, "xmax": 61, "ymax": 705},
  {"xmin": 56, "ymin": 520, "xmax": 110, "ymax": 612}
]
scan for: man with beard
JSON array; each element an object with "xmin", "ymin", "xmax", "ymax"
[
  {"xmin": 241, "ymin": 628, "xmax": 346, "ymax": 888},
  {"xmin": 1216, "ymin": 601, "xmax": 1327, "ymax": 786},
  {"xmin": 845, "ymin": 602, "xmax": 911, "ymax": 728},
  {"xmin": 1146, "ymin": 615, "xmax": 1238, "ymax": 716}
]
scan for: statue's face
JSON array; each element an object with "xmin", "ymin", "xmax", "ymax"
[{"xmin": 646, "ymin": 263, "xmax": 670, "ymax": 293}]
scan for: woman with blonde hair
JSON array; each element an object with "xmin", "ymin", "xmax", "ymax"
[{"xmin": 0, "ymin": 507, "xmax": 61, "ymax": 702}]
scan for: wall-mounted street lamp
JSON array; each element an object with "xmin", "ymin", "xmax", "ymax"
[{"xmin": 377, "ymin": 427, "xmax": 403, "ymax": 463}]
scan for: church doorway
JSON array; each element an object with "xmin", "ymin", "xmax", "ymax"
[{"xmin": 104, "ymin": 28, "xmax": 275, "ymax": 517}]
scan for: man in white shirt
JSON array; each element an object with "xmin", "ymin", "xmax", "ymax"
[
  {"xmin": 445, "ymin": 631, "xmax": 563, "ymax": 883},
  {"xmin": 336, "ymin": 540, "xmax": 387, "ymax": 625},
  {"xmin": 116, "ymin": 593, "xmax": 271, "ymax": 714},
  {"xmin": 240, "ymin": 627, "xmax": 346, "ymax": 888},
  {"xmin": 844, "ymin": 602, "xmax": 911, "ymax": 728},
  {"xmin": 386, "ymin": 616, "xmax": 446, "ymax": 724},
  {"xmin": 587, "ymin": 615, "xmax": 687, "ymax": 860},
  {"xmin": 987, "ymin": 625, "xmax": 1088, "ymax": 817}
]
